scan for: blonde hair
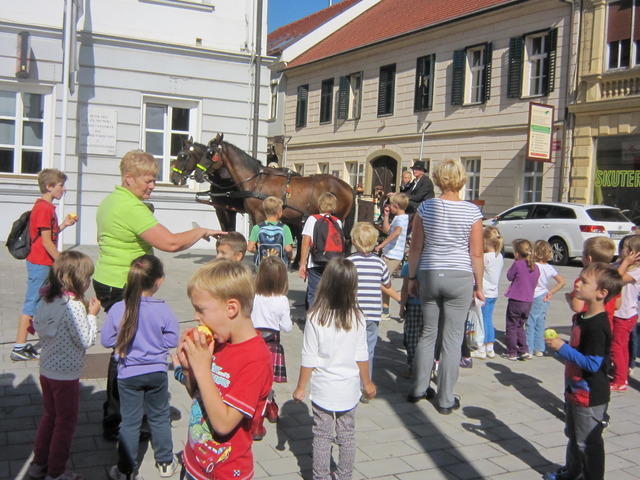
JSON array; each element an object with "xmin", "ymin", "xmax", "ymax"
[
  {"xmin": 120, "ymin": 150, "xmax": 159, "ymax": 178},
  {"xmin": 351, "ymin": 222, "xmax": 378, "ymax": 253},
  {"xmin": 255, "ymin": 256, "xmax": 288, "ymax": 296},
  {"xmin": 216, "ymin": 232, "xmax": 247, "ymax": 257},
  {"xmin": 583, "ymin": 236, "xmax": 616, "ymax": 264},
  {"xmin": 318, "ymin": 192, "xmax": 337, "ymax": 214},
  {"xmin": 262, "ymin": 196, "xmax": 283, "ymax": 217},
  {"xmin": 390, "ymin": 193, "xmax": 409, "ymax": 211},
  {"xmin": 621, "ymin": 234, "xmax": 640, "ymax": 255},
  {"xmin": 188, "ymin": 259, "xmax": 254, "ymax": 316},
  {"xmin": 533, "ymin": 240, "xmax": 553, "ymax": 263},
  {"xmin": 483, "ymin": 226, "xmax": 503, "ymax": 256},
  {"xmin": 512, "ymin": 239, "xmax": 535, "ymax": 271},
  {"xmin": 432, "ymin": 159, "xmax": 467, "ymax": 192},
  {"xmin": 38, "ymin": 169, "xmax": 67, "ymax": 194}
]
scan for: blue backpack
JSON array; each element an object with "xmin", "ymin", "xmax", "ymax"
[{"xmin": 255, "ymin": 221, "xmax": 287, "ymax": 266}]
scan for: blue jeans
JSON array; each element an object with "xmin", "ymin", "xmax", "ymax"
[
  {"xmin": 117, "ymin": 372, "xmax": 172, "ymax": 473},
  {"xmin": 305, "ymin": 267, "xmax": 324, "ymax": 310},
  {"xmin": 366, "ymin": 320, "xmax": 379, "ymax": 378},
  {"xmin": 526, "ymin": 294, "xmax": 550, "ymax": 354},
  {"xmin": 480, "ymin": 297, "xmax": 497, "ymax": 344},
  {"xmin": 23, "ymin": 261, "xmax": 51, "ymax": 316}
]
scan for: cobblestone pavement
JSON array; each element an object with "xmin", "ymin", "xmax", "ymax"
[{"xmin": 1, "ymin": 246, "xmax": 639, "ymax": 480}]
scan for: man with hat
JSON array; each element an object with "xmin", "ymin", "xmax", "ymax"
[{"xmin": 406, "ymin": 160, "xmax": 434, "ymax": 213}]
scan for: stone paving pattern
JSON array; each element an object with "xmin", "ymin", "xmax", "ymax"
[{"xmin": 1, "ymin": 246, "xmax": 639, "ymax": 480}]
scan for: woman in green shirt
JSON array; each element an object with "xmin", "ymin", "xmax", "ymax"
[{"xmin": 94, "ymin": 150, "xmax": 224, "ymax": 440}]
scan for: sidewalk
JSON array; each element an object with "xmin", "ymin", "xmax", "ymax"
[{"xmin": 1, "ymin": 246, "xmax": 639, "ymax": 480}]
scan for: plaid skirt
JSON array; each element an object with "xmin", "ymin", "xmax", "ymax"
[
  {"xmin": 403, "ymin": 303, "xmax": 423, "ymax": 368},
  {"xmin": 258, "ymin": 328, "xmax": 287, "ymax": 383}
]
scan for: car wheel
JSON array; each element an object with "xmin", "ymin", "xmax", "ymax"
[{"xmin": 549, "ymin": 237, "xmax": 569, "ymax": 266}]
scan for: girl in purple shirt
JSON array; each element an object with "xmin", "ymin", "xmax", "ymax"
[
  {"xmin": 101, "ymin": 255, "xmax": 179, "ymax": 480},
  {"xmin": 503, "ymin": 240, "xmax": 540, "ymax": 360}
]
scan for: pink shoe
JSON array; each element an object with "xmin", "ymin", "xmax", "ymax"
[{"xmin": 610, "ymin": 383, "xmax": 628, "ymax": 392}]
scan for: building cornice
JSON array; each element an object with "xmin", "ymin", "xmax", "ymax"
[
  {"xmin": 287, "ymin": 121, "xmax": 565, "ymax": 149},
  {"xmin": 0, "ymin": 20, "xmax": 276, "ymax": 64},
  {"xmin": 569, "ymin": 97, "xmax": 640, "ymax": 114}
]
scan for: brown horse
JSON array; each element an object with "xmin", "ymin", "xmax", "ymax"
[
  {"xmin": 170, "ymin": 138, "xmax": 243, "ymax": 231},
  {"xmin": 206, "ymin": 133, "xmax": 355, "ymax": 227}
]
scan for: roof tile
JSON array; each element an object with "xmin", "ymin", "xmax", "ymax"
[
  {"xmin": 267, "ymin": 0, "xmax": 362, "ymax": 56},
  {"xmin": 286, "ymin": 0, "xmax": 517, "ymax": 68}
]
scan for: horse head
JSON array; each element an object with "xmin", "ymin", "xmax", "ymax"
[
  {"xmin": 170, "ymin": 137, "xmax": 209, "ymax": 186},
  {"xmin": 206, "ymin": 133, "xmax": 226, "ymax": 174}
]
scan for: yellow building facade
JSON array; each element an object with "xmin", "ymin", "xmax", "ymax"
[{"xmin": 569, "ymin": 0, "xmax": 640, "ymax": 223}]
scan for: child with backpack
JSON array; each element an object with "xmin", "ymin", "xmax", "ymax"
[
  {"xmin": 101, "ymin": 255, "xmax": 179, "ymax": 479},
  {"xmin": 27, "ymin": 251, "xmax": 99, "ymax": 480},
  {"xmin": 11, "ymin": 169, "xmax": 77, "ymax": 362},
  {"xmin": 248, "ymin": 196, "xmax": 294, "ymax": 266},
  {"xmin": 299, "ymin": 192, "xmax": 346, "ymax": 310},
  {"xmin": 251, "ymin": 256, "xmax": 292, "ymax": 439}
]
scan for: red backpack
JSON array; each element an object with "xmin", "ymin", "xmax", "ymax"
[{"xmin": 310, "ymin": 214, "xmax": 345, "ymax": 266}]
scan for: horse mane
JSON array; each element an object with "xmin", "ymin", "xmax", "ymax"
[{"xmin": 223, "ymin": 141, "xmax": 263, "ymax": 173}]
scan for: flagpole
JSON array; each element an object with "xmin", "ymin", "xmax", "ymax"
[{"xmin": 58, "ymin": 0, "xmax": 73, "ymax": 249}]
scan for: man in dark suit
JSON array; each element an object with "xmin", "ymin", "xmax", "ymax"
[{"xmin": 406, "ymin": 160, "xmax": 434, "ymax": 213}]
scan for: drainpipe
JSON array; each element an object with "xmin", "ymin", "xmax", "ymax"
[
  {"xmin": 559, "ymin": 0, "xmax": 581, "ymax": 202},
  {"xmin": 251, "ymin": 0, "xmax": 263, "ymax": 159}
]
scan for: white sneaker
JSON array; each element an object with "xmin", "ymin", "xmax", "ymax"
[
  {"xmin": 471, "ymin": 350, "xmax": 487, "ymax": 359},
  {"xmin": 156, "ymin": 458, "xmax": 178, "ymax": 478}
]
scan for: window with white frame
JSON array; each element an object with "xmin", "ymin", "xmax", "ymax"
[
  {"xmin": 318, "ymin": 162, "xmax": 329, "ymax": 175},
  {"xmin": 269, "ymin": 81, "xmax": 278, "ymax": 121},
  {"xmin": 346, "ymin": 161, "xmax": 364, "ymax": 187},
  {"xmin": 524, "ymin": 34, "xmax": 547, "ymax": 96},
  {"xmin": 463, "ymin": 157, "xmax": 481, "ymax": 200},
  {"xmin": 467, "ymin": 46, "xmax": 486, "ymax": 104},
  {"xmin": 606, "ymin": 0, "xmax": 638, "ymax": 70},
  {"xmin": 337, "ymin": 72, "xmax": 362, "ymax": 121},
  {"xmin": 523, "ymin": 160, "xmax": 543, "ymax": 202},
  {"xmin": 0, "ymin": 90, "xmax": 46, "ymax": 175},
  {"xmin": 143, "ymin": 98, "xmax": 198, "ymax": 182}
]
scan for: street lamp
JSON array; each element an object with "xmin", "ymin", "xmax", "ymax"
[{"xmin": 419, "ymin": 121, "xmax": 432, "ymax": 162}]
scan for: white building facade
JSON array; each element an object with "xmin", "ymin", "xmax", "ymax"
[{"xmin": 0, "ymin": 0, "xmax": 270, "ymax": 245}]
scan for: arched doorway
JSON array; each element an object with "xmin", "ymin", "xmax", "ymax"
[{"xmin": 370, "ymin": 155, "xmax": 397, "ymax": 195}]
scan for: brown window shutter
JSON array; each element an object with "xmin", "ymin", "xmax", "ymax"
[{"xmin": 608, "ymin": 0, "xmax": 633, "ymax": 43}]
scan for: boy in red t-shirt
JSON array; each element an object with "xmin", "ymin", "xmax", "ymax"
[
  {"xmin": 174, "ymin": 259, "xmax": 273, "ymax": 480},
  {"xmin": 567, "ymin": 237, "xmax": 620, "ymax": 330},
  {"xmin": 11, "ymin": 169, "xmax": 77, "ymax": 361}
]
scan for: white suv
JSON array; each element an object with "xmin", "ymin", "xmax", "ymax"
[{"xmin": 484, "ymin": 202, "xmax": 637, "ymax": 265}]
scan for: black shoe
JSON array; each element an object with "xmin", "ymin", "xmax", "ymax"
[
  {"xmin": 435, "ymin": 396, "xmax": 460, "ymax": 415},
  {"xmin": 407, "ymin": 387, "xmax": 435, "ymax": 403}
]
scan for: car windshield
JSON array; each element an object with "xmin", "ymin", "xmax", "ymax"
[{"xmin": 586, "ymin": 208, "xmax": 630, "ymax": 222}]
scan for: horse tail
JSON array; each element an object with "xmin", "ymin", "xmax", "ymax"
[{"xmin": 342, "ymin": 192, "xmax": 356, "ymax": 256}]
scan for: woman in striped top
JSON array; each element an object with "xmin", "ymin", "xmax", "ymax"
[{"xmin": 406, "ymin": 159, "xmax": 484, "ymax": 415}]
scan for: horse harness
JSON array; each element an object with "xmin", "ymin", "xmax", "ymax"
[{"xmin": 203, "ymin": 166, "xmax": 306, "ymax": 217}]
